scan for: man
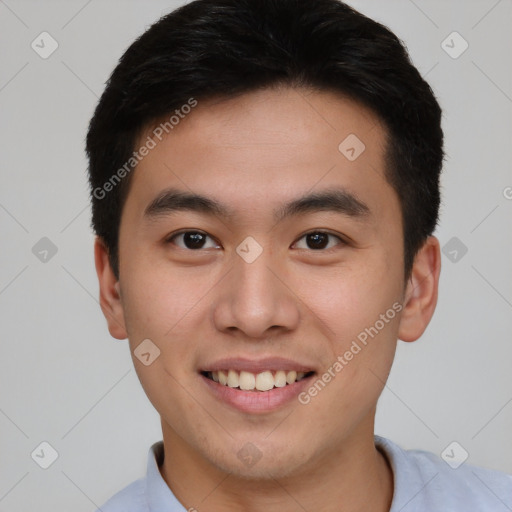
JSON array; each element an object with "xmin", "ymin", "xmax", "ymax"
[{"xmin": 87, "ymin": 0, "xmax": 512, "ymax": 510}]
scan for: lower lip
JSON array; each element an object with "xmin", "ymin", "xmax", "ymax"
[{"xmin": 200, "ymin": 373, "xmax": 314, "ymax": 414}]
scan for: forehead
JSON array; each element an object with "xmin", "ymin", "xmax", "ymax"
[
  {"xmin": 125, "ymin": 87, "xmax": 398, "ymax": 229},
  {"xmin": 147, "ymin": 87, "xmax": 385, "ymax": 160}
]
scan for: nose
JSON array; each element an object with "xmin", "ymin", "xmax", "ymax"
[{"xmin": 212, "ymin": 245, "xmax": 300, "ymax": 340}]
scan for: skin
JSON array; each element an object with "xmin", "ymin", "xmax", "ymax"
[{"xmin": 95, "ymin": 86, "xmax": 441, "ymax": 512}]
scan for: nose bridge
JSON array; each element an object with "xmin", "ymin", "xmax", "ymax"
[{"xmin": 212, "ymin": 241, "xmax": 300, "ymax": 338}]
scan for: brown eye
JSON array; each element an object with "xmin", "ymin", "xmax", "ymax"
[
  {"xmin": 167, "ymin": 231, "xmax": 219, "ymax": 250},
  {"xmin": 293, "ymin": 231, "xmax": 345, "ymax": 251}
]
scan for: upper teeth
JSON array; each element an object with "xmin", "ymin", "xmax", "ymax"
[{"xmin": 210, "ymin": 370, "xmax": 307, "ymax": 391}]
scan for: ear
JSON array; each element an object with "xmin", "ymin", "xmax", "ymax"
[
  {"xmin": 398, "ymin": 235, "xmax": 441, "ymax": 342},
  {"xmin": 94, "ymin": 236, "xmax": 128, "ymax": 340}
]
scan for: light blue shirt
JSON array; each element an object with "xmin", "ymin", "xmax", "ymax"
[{"xmin": 97, "ymin": 435, "xmax": 512, "ymax": 511}]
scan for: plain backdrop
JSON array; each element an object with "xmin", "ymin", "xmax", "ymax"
[{"xmin": 0, "ymin": 0, "xmax": 511, "ymax": 510}]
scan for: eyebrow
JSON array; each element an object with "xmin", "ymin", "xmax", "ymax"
[{"xmin": 143, "ymin": 187, "xmax": 371, "ymax": 223}]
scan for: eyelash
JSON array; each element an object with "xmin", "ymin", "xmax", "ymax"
[{"xmin": 165, "ymin": 230, "xmax": 346, "ymax": 252}]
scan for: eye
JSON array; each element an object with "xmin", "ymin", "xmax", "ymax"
[
  {"xmin": 293, "ymin": 231, "xmax": 345, "ymax": 251},
  {"xmin": 166, "ymin": 230, "xmax": 220, "ymax": 250}
]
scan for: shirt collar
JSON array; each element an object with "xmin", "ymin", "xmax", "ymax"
[
  {"xmin": 145, "ymin": 441, "xmax": 187, "ymax": 511},
  {"xmin": 374, "ymin": 434, "xmax": 436, "ymax": 511}
]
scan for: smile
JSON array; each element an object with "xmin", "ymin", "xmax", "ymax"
[
  {"xmin": 203, "ymin": 369, "xmax": 313, "ymax": 391},
  {"xmin": 199, "ymin": 358, "xmax": 317, "ymax": 413}
]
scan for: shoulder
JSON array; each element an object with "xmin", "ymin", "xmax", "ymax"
[
  {"xmin": 409, "ymin": 448, "xmax": 512, "ymax": 507},
  {"xmin": 95, "ymin": 477, "xmax": 148, "ymax": 512},
  {"xmin": 94, "ymin": 440, "xmax": 184, "ymax": 511},
  {"xmin": 375, "ymin": 436, "xmax": 512, "ymax": 511}
]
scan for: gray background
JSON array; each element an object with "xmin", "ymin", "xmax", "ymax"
[{"xmin": 0, "ymin": 0, "xmax": 511, "ymax": 510}]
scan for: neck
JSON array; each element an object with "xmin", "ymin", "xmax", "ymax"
[{"xmin": 159, "ymin": 415, "xmax": 393, "ymax": 512}]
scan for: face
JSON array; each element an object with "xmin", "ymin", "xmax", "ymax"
[{"xmin": 97, "ymin": 87, "xmax": 436, "ymax": 479}]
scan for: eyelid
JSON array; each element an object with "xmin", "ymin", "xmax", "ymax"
[
  {"xmin": 166, "ymin": 229, "xmax": 220, "ymax": 249},
  {"xmin": 292, "ymin": 230, "xmax": 347, "ymax": 250},
  {"xmin": 165, "ymin": 229, "xmax": 347, "ymax": 250}
]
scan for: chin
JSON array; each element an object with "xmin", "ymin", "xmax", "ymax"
[{"xmin": 205, "ymin": 441, "xmax": 312, "ymax": 480}]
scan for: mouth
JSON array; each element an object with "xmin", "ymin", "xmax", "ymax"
[
  {"xmin": 198, "ymin": 359, "xmax": 317, "ymax": 413},
  {"xmin": 201, "ymin": 369, "xmax": 315, "ymax": 392}
]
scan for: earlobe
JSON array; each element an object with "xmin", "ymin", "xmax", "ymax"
[
  {"xmin": 94, "ymin": 237, "xmax": 128, "ymax": 340},
  {"xmin": 397, "ymin": 236, "xmax": 441, "ymax": 343}
]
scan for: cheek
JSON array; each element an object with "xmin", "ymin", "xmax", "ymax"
[
  {"xmin": 120, "ymin": 255, "xmax": 211, "ymax": 340},
  {"xmin": 302, "ymin": 256, "xmax": 400, "ymax": 334},
  {"xmin": 297, "ymin": 252, "xmax": 402, "ymax": 396},
  {"xmin": 119, "ymin": 261, "xmax": 219, "ymax": 396},
  {"xmin": 120, "ymin": 271, "xmax": 201, "ymax": 410}
]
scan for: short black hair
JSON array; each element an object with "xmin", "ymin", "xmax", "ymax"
[{"xmin": 86, "ymin": 0, "xmax": 444, "ymax": 282}]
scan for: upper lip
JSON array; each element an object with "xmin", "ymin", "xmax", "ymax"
[{"xmin": 200, "ymin": 357, "xmax": 316, "ymax": 374}]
